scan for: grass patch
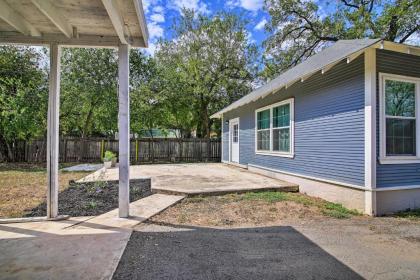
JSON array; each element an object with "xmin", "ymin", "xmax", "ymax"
[
  {"xmin": 321, "ymin": 202, "xmax": 360, "ymax": 219},
  {"xmin": 393, "ymin": 208, "xmax": 420, "ymax": 219},
  {"xmin": 0, "ymin": 164, "xmax": 90, "ymax": 218},
  {"xmin": 242, "ymin": 191, "xmax": 288, "ymax": 203},
  {"xmin": 240, "ymin": 191, "xmax": 360, "ymax": 219}
]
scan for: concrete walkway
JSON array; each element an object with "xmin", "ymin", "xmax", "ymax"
[
  {"xmin": 78, "ymin": 163, "xmax": 298, "ymax": 195},
  {"xmin": 0, "ymin": 194, "xmax": 184, "ymax": 280}
]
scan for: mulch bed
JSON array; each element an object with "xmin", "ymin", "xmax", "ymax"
[{"xmin": 25, "ymin": 179, "xmax": 151, "ymax": 217}]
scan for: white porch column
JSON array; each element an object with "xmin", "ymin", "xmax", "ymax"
[
  {"xmin": 364, "ymin": 48, "xmax": 377, "ymax": 216},
  {"xmin": 47, "ymin": 43, "xmax": 61, "ymax": 219},
  {"xmin": 118, "ymin": 44, "xmax": 130, "ymax": 218}
]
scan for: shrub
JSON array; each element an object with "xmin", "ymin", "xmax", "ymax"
[{"xmin": 103, "ymin": 151, "xmax": 116, "ymax": 162}]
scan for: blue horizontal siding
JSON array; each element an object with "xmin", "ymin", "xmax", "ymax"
[
  {"xmin": 376, "ymin": 50, "xmax": 420, "ymax": 188},
  {"xmin": 222, "ymin": 56, "xmax": 365, "ymax": 186}
]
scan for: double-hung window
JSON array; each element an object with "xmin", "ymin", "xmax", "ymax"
[
  {"xmin": 379, "ymin": 73, "xmax": 420, "ymax": 164},
  {"xmin": 255, "ymin": 98, "xmax": 294, "ymax": 157}
]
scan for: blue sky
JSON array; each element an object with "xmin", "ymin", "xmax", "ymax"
[
  {"xmin": 142, "ymin": 0, "xmax": 272, "ymax": 55},
  {"xmin": 142, "ymin": 0, "xmax": 419, "ymax": 56}
]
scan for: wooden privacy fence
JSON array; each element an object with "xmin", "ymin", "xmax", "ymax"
[{"xmin": 10, "ymin": 138, "xmax": 221, "ymax": 163}]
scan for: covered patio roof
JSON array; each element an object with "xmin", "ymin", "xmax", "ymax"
[
  {"xmin": 0, "ymin": 0, "xmax": 148, "ymax": 47},
  {"xmin": 0, "ymin": 0, "xmax": 149, "ymax": 220}
]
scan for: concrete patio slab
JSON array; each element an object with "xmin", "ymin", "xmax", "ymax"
[
  {"xmin": 61, "ymin": 163, "xmax": 103, "ymax": 172},
  {"xmin": 78, "ymin": 163, "xmax": 298, "ymax": 195},
  {"xmin": 0, "ymin": 194, "xmax": 184, "ymax": 280}
]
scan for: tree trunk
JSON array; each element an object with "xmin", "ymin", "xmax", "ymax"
[{"xmin": 5, "ymin": 141, "xmax": 14, "ymax": 162}]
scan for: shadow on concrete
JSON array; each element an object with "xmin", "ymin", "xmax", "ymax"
[{"xmin": 113, "ymin": 223, "xmax": 363, "ymax": 280}]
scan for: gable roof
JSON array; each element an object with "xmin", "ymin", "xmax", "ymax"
[{"xmin": 211, "ymin": 38, "xmax": 419, "ymax": 118}]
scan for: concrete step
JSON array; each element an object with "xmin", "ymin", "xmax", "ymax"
[{"xmin": 72, "ymin": 193, "xmax": 185, "ymax": 230}]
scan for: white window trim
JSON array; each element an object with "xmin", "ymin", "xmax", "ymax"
[
  {"xmin": 378, "ymin": 73, "xmax": 420, "ymax": 164},
  {"xmin": 255, "ymin": 98, "xmax": 295, "ymax": 158}
]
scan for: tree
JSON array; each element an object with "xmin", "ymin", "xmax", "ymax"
[
  {"xmin": 262, "ymin": 0, "xmax": 420, "ymax": 79},
  {"xmin": 130, "ymin": 49, "xmax": 170, "ymax": 138},
  {"xmin": 60, "ymin": 48, "xmax": 118, "ymax": 137},
  {"xmin": 0, "ymin": 46, "xmax": 48, "ymax": 161},
  {"xmin": 157, "ymin": 10, "xmax": 259, "ymax": 138}
]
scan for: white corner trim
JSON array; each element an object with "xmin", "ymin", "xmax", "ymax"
[
  {"xmin": 254, "ymin": 98, "xmax": 295, "ymax": 156},
  {"xmin": 364, "ymin": 48, "xmax": 377, "ymax": 189},
  {"xmin": 378, "ymin": 73, "xmax": 420, "ymax": 164},
  {"xmin": 248, "ymin": 164, "xmax": 369, "ymax": 191},
  {"xmin": 222, "ymin": 160, "xmax": 247, "ymax": 169}
]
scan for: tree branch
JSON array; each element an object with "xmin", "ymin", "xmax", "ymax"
[
  {"xmin": 340, "ymin": 0, "xmax": 360, "ymax": 9},
  {"xmin": 399, "ymin": 26, "xmax": 419, "ymax": 43}
]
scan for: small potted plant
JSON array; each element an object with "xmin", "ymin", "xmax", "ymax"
[{"xmin": 103, "ymin": 151, "xmax": 117, "ymax": 169}]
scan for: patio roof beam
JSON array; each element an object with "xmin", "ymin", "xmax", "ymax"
[
  {"xmin": 0, "ymin": 1, "xmax": 41, "ymax": 36},
  {"xmin": 101, "ymin": 0, "xmax": 128, "ymax": 45},
  {"xmin": 31, "ymin": 0, "xmax": 73, "ymax": 38},
  {"xmin": 0, "ymin": 33, "xmax": 145, "ymax": 48}
]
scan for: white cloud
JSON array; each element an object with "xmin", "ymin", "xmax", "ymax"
[
  {"xmin": 148, "ymin": 22, "xmax": 164, "ymax": 40},
  {"xmin": 246, "ymin": 32, "xmax": 256, "ymax": 44},
  {"xmin": 254, "ymin": 18, "xmax": 267, "ymax": 31},
  {"xmin": 150, "ymin": 13, "xmax": 165, "ymax": 23},
  {"xmin": 226, "ymin": 0, "xmax": 264, "ymax": 11},
  {"xmin": 240, "ymin": 0, "xmax": 264, "ymax": 11},
  {"xmin": 169, "ymin": 0, "xmax": 210, "ymax": 14},
  {"xmin": 152, "ymin": 5, "xmax": 164, "ymax": 13},
  {"xmin": 145, "ymin": 42, "xmax": 158, "ymax": 56},
  {"xmin": 142, "ymin": 0, "xmax": 158, "ymax": 14}
]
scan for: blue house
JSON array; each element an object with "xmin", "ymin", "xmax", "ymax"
[{"xmin": 212, "ymin": 39, "xmax": 420, "ymax": 215}]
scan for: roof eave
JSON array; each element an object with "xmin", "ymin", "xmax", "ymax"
[{"xmin": 212, "ymin": 39, "xmax": 420, "ymax": 119}]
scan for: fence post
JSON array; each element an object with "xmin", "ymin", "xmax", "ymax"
[
  {"xmin": 135, "ymin": 139, "xmax": 139, "ymax": 162},
  {"xmin": 100, "ymin": 139, "xmax": 104, "ymax": 160},
  {"xmin": 63, "ymin": 138, "xmax": 68, "ymax": 162}
]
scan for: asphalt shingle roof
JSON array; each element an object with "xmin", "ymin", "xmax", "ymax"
[{"xmin": 212, "ymin": 38, "xmax": 382, "ymax": 118}]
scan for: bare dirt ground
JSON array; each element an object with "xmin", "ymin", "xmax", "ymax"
[
  {"xmin": 0, "ymin": 163, "xmax": 89, "ymax": 218},
  {"xmin": 151, "ymin": 192, "xmax": 364, "ymax": 227},
  {"xmin": 114, "ymin": 192, "xmax": 420, "ymax": 280}
]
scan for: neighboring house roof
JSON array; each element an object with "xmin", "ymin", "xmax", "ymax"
[{"xmin": 211, "ymin": 39, "xmax": 420, "ymax": 118}]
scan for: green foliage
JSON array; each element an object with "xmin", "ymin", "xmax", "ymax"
[
  {"xmin": 240, "ymin": 191, "xmax": 360, "ymax": 218},
  {"xmin": 103, "ymin": 150, "xmax": 116, "ymax": 162},
  {"xmin": 129, "ymin": 50, "xmax": 171, "ymax": 137},
  {"xmin": 262, "ymin": 0, "xmax": 420, "ymax": 79},
  {"xmin": 321, "ymin": 202, "xmax": 361, "ymax": 219},
  {"xmin": 156, "ymin": 10, "xmax": 259, "ymax": 137},
  {"xmin": 0, "ymin": 46, "xmax": 48, "ymax": 160},
  {"xmin": 243, "ymin": 191, "xmax": 288, "ymax": 202},
  {"xmin": 60, "ymin": 48, "xmax": 118, "ymax": 137},
  {"xmin": 393, "ymin": 208, "xmax": 420, "ymax": 219}
]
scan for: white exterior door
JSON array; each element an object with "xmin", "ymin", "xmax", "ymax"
[{"xmin": 230, "ymin": 118, "xmax": 239, "ymax": 163}]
